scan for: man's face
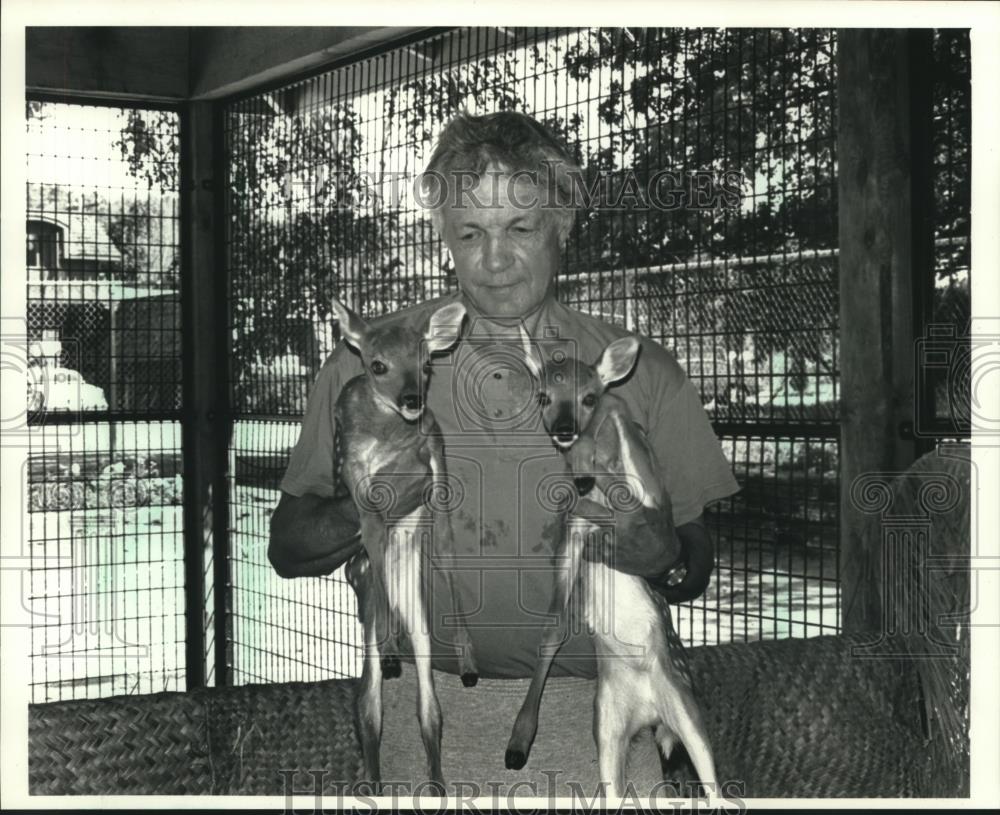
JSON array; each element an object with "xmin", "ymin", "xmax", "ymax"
[{"xmin": 438, "ymin": 170, "xmax": 567, "ymax": 321}]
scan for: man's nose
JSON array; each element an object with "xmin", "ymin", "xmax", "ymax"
[{"xmin": 483, "ymin": 235, "xmax": 513, "ymax": 273}]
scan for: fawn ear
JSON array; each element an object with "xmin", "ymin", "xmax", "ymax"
[
  {"xmin": 424, "ymin": 301, "xmax": 467, "ymax": 354},
  {"xmin": 331, "ymin": 298, "xmax": 368, "ymax": 353},
  {"xmin": 519, "ymin": 324, "xmax": 544, "ymax": 381},
  {"xmin": 594, "ymin": 336, "xmax": 640, "ymax": 388}
]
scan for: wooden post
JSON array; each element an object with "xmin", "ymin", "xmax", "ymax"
[
  {"xmin": 837, "ymin": 30, "xmax": 920, "ymax": 634},
  {"xmin": 181, "ymin": 101, "xmax": 231, "ymax": 688}
]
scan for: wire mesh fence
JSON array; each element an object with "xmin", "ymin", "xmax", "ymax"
[
  {"xmin": 20, "ymin": 27, "xmax": 972, "ymax": 697},
  {"xmin": 24, "ymin": 100, "xmax": 185, "ymax": 701},
  {"xmin": 228, "ymin": 420, "xmax": 362, "ymax": 683},
  {"xmin": 221, "ymin": 26, "xmax": 845, "ymax": 683},
  {"xmin": 925, "ymin": 30, "xmax": 972, "ymax": 436}
]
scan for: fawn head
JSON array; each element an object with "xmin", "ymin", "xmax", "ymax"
[
  {"xmin": 521, "ymin": 329, "xmax": 641, "ymax": 450},
  {"xmin": 331, "ymin": 298, "xmax": 467, "ymax": 421}
]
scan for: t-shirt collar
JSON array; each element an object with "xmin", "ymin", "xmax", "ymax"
[{"xmin": 455, "ymin": 291, "xmax": 560, "ymax": 342}]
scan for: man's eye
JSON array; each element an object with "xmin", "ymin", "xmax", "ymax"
[
  {"xmin": 512, "ymin": 226, "xmax": 534, "ymax": 234},
  {"xmin": 582, "ymin": 393, "xmax": 597, "ymax": 408},
  {"xmin": 370, "ymin": 361, "xmax": 388, "ymax": 375},
  {"xmin": 538, "ymin": 392, "xmax": 551, "ymax": 406}
]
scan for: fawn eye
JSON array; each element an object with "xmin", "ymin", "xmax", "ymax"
[
  {"xmin": 538, "ymin": 392, "xmax": 551, "ymax": 407},
  {"xmin": 370, "ymin": 360, "xmax": 388, "ymax": 375},
  {"xmin": 582, "ymin": 393, "xmax": 597, "ymax": 408}
]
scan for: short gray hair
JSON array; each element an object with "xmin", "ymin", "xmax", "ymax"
[{"xmin": 420, "ymin": 111, "xmax": 580, "ymax": 234}]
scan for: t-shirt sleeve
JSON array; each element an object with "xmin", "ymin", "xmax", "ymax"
[
  {"xmin": 641, "ymin": 346, "xmax": 741, "ymax": 526},
  {"xmin": 279, "ymin": 345, "xmax": 353, "ymax": 498}
]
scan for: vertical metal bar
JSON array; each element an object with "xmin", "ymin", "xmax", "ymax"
[
  {"xmin": 213, "ymin": 100, "xmax": 234, "ymax": 687},
  {"xmin": 181, "ymin": 100, "xmax": 231, "ymax": 689},
  {"xmin": 179, "ymin": 102, "xmax": 205, "ymax": 690},
  {"xmin": 908, "ymin": 29, "xmax": 936, "ymax": 457}
]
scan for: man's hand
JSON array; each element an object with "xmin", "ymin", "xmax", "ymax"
[
  {"xmin": 362, "ymin": 463, "xmax": 434, "ymax": 522},
  {"xmin": 570, "ymin": 466, "xmax": 715, "ymax": 602},
  {"xmin": 647, "ymin": 516, "xmax": 715, "ymax": 603}
]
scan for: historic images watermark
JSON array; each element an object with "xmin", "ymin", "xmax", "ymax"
[
  {"xmin": 300, "ymin": 167, "xmax": 746, "ymax": 215},
  {"xmin": 428, "ymin": 322, "xmax": 575, "ymax": 439},
  {"xmin": 1, "ymin": 318, "xmax": 84, "ymax": 449},
  {"xmin": 277, "ymin": 768, "xmax": 747, "ymax": 813},
  {"xmin": 7, "ymin": 505, "xmax": 149, "ymax": 660},
  {"xmin": 913, "ymin": 317, "xmax": 1000, "ymax": 441},
  {"xmin": 848, "ymin": 466, "xmax": 968, "ymax": 659}
]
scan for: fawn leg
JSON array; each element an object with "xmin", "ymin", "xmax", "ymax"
[
  {"xmin": 434, "ymin": 515, "xmax": 479, "ymax": 686},
  {"xmin": 356, "ymin": 514, "xmax": 401, "ymax": 677},
  {"xmin": 346, "ymin": 550, "xmax": 385, "ymax": 791},
  {"xmin": 656, "ymin": 671, "xmax": 717, "ymax": 800},
  {"xmin": 386, "ymin": 520, "xmax": 446, "ymax": 791},
  {"xmin": 504, "ymin": 518, "xmax": 587, "ymax": 770},
  {"xmin": 672, "ymin": 692, "xmax": 717, "ymax": 799},
  {"xmin": 594, "ymin": 677, "xmax": 628, "ymax": 799},
  {"xmin": 654, "ymin": 723, "xmax": 678, "ymax": 765},
  {"xmin": 424, "ymin": 433, "xmax": 479, "ymax": 688}
]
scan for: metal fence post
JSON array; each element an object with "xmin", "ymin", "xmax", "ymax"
[{"xmin": 181, "ymin": 100, "xmax": 231, "ymax": 689}]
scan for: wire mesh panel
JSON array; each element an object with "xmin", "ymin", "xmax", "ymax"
[
  {"xmin": 549, "ymin": 29, "xmax": 841, "ymax": 644},
  {"xmin": 682, "ymin": 433, "xmax": 840, "ymax": 643},
  {"xmin": 220, "ymin": 27, "xmax": 982, "ymax": 680},
  {"xmin": 228, "ymin": 420, "xmax": 362, "ymax": 683},
  {"xmin": 920, "ymin": 30, "xmax": 972, "ymax": 439},
  {"xmin": 25, "ymin": 100, "xmax": 184, "ymax": 701},
  {"xmin": 223, "ymin": 28, "xmax": 843, "ymax": 683}
]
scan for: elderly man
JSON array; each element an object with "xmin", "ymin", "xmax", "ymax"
[{"xmin": 269, "ymin": 111, "xmax": 739, "ymax": 797}]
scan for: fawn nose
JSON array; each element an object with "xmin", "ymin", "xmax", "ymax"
[
  {"xmin": 553, "ymin": 423, "xmax": 576, "ymax": 443},
  {"xmin": 401, "ymin": 393, "xmax": 422, "ymax": 411}
]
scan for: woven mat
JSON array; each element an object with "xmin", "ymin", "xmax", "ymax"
[
  {"xmin": 691, "ymin": 634, "xmax": 933, "ymax": 797},
  {"xmin": 29, "ymin": 634, "xmax": 949, "ymax": 797},
  {"xmin": 29, "ymin": 679, "xmax": 362, "ymax": 795}
]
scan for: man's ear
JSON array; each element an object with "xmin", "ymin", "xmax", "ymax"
[
  {"xmin": 594, "ymin": 336, "xmax": 640, "ymax": 388},
  {"xmin": 330, "ymin": 298, "xmax": 368, "ymax": 353},
  {"xmin": 519, "ymin": 324, "xmax": 544, "ymax": 381},
  {"xmin": 554, "ymin": 209, "xmax": 574, "ymax": 246},
  {"xmin": 424, "ymin": 302, "xmax": 467, "ymax": 354}
]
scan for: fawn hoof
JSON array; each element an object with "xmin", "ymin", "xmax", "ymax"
[
  {"xmin": 574, "ymin": 475, "xmax": 596, "ymax": 495},
  {"xmin": 381, "ymin": 655, "xmax": 401, "ymax": 678},
  {"xmin": 422, "ymin": 779, "xmax": 447, "ymax": 797},
  {"xmin": 461, "ymin": 671, "xmax": 479, "ymax": 688},
  {"xmin": 353, "ymin": 780, "xmax": 380, "ymax": 796},
  {"xmin": 505, "ymin": 747, "xmax": 528, "ymax": 771}
]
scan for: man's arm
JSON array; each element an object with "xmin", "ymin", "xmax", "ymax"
[
  {"xmin": 268, "ymin": 491, "xmax": 362, "ymax": 578},
  {"xmin": 269, "ymin": 476, "xmax": 430, "ymax": 578}
]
